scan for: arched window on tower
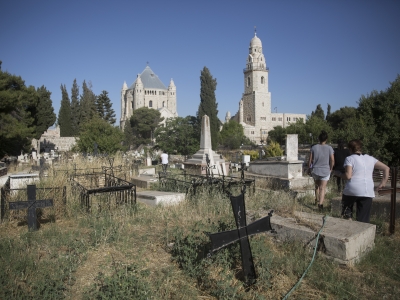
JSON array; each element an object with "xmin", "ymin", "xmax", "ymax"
[
  {"xmin": 162, "ymin": 101, "xmax": 165, "ymax": 107},
  {"xmin": 247, "ymin": 77, "xmax": 250, "ymax": 87},
  {"xmin": 149, "ymin": 100, "xmax": 153, "ymax": 108},
  {"xmin": 261, "ymin": 77, "xmax": 264, "ymax": 84}
]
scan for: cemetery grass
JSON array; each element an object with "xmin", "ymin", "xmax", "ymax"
[{"xmin": 0, "ymin": 158, "xmax": 399, "ymax": 299}]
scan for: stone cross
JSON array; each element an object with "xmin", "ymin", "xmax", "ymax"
[
  {"xmin": 9, "ymin": 185, "xmax": 53, "ymax": 231},
  {"xmin": 208, "ymin": 190, "xmax": 274, "ymax": 285}
]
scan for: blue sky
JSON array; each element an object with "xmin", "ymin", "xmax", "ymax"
[{"xmin": 1, "ymin": 0, "xmax": 399, "ymax": 125}]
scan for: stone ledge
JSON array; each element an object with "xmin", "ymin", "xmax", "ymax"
[
  {"xmin": 136, "ymin": 190, "xmax": 185, "ymax": 206},
  {"xmin": 257, "ymin": 211, "xmax": 376, "ymax": 265}
]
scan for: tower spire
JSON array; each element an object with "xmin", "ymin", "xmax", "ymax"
[{"xmin": 254, "ymin": 26, "xmax": 257, "ymax": 36}]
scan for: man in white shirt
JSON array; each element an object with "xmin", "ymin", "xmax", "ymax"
[{"xmin": 160, "ymin": 150, "xmax": 168, "ymax": 173}]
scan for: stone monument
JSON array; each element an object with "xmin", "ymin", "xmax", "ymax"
[
  {"xmin": 184, "ymin": 115, "xmax": 227, "ymax": 176},
  {"xmin": 248, "ymin": 134, "xmax": 313, "ymax": 188}
]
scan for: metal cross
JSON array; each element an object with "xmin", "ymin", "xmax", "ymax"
[
  {"xmin": 9, "ymin": 185, "xmax": 53, "ymax": 231},
  {"xmin": 208, "ymin": 188, "xmax": 274, "ymax": 286},
  {"xmin": 202, "ymin": 154, "xmax": 216, "ymax": 179}
]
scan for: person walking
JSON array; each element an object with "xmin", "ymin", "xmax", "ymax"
[
  {"xmin": 333, "ymin": 140, "xmax": 351, "ymax": 192},
  {"xmin": 308, "ymin": 130, "xmax": 334, "ymax": 211},
  {"xmin": 334, "ymin": 139, "xmax": 389, "ymax": 223},
  {"xmin": 160, "ymin": 150, "xmax": 169, "ymax": 173}
]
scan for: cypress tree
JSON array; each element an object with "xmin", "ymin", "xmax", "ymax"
[
  {"xmin": 79, "ymin": 80, "xmax": 97, "ymax": 127},
  {"xmin": 58, "ymin": 84, "xmax": 73, "ymax": 137},
  {"xmin": 123, "ymin": 121, "xmax": 135, "ymax": 150},
  {"xmin": 70, "ymin": 79, "xmax": 80, "ymax": 136},
  {"xmin": 34, "ymin": 86, "xmax": 56, "ymax": 139},
  {"xmin": 96, "ymin": 90, "xmax": 116, "ymax": 125},
  {"xmin": 197, "ymin": 66, "xmax": 220, "ymax": 150}
]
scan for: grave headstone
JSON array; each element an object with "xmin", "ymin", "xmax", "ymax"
[
  {"xmin": 286, "ymin": 134, "xmax": 298, "ymax": 161},
  {"xmin": 9, "ymin": 185, "xmax": 53, "ymax": 231}
]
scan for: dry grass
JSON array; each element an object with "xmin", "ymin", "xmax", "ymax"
[{"xmin": 0, "ymin": 155, "xmax": 399, "ymax": 299}]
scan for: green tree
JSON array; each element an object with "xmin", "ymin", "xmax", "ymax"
[
  {"xmin": 357, "ymin": 75, "xmax": 400, "ymax": 165},
  {"xmin": 326, "ymin": 103, "xmax": 331, "ymax": 120},
  {"xmin": 0, "ymin": 70, "xmax": 36, "ymax": 156},
  {"xmin": 305, "ymin": 114, "xmax": 332, "ymax": 144},
  {"xmin": 130, "ymin": 107, "xmax": 163, "ymax": 147},
  {"xmin": 123, "ymin": 121, "xmax": 135, "ymax": 150},
  {"xmin": 267, "ymin": 126, "xmax": 286, "ymax": 145},
  {"xmin": 311, "ymin": 104, "xmax": 325, "ymax": 120},
  {"xmin": 70, "ymin": 79, "xmax": 80, "ymax": 136},
  {"xmin": 326, "ymin": 106, "xmax": 357, "ymax": 131},
  {"xmin": 197, "ymin": 67, "xmax": 220, "ymax": 150},
  {"xmin": 76, "ymin": 117, "xmax": 124, "ymax": 154},
  {"xmin": 265, "ymin": 141, "xmax": 283, "ymax": 157},
  {"xmin": 32, "ymin": 86, "xmax": 56, "ymax": 139},
  {"xmin": 58, "ymin": 84, "xmax": 73, "ymax": 137},
  {"xmin": 220, "ymin": 120, "xmax": 247, "ymax": 149},
  {"xmin": 155, "ymin": 116, "xmax": 200, "ymax": 155},
  {"xmin": 79, "ymin": 80, "xmax": 97, "ymax": 127},
  {"xmin": 285, "ymin": 119, "xmax": 308, "ymax": 144},
  {"xmin": 96, "ymin": 90, "xmax": 116, "ymax": 125}
]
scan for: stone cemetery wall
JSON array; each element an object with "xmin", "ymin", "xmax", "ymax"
[{"xmin": 32, "ymin": 137, "xmax": 77, "ymax": 152}]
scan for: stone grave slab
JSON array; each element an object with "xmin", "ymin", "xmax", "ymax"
[
  {"xmin": 136, "ymin": 190, "xmax": 185, "ymax": 206},
  {"xmin": 131, "ymin": 176, "xmax": 158, "ymax": 189},
  {"xmin": 139, "ymin": 167, "xmax": 156, "ymax": 176},
  {"xmin": 270, "ymin": 211, "xmax": 376, "ymax": 265}
]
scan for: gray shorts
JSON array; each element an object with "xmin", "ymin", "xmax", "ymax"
[{"xmin": 312, "ymin": 172, "xmax": 330, "ymax": 181}]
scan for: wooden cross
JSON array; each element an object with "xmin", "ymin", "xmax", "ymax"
[
  {"xmin": 9, "ymin": 185, "xmax": 53, "ymax": 231},
  {"xmin": 208, "ymin": 188, "xmax": 274, "ymax": 286}
]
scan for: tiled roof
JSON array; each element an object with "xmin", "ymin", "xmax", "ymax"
[{"xmin": 129, "ymin": 66, "xmax": 167, "ymax": 90}]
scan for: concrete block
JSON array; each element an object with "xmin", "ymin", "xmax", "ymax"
[
  {"xmin": 294, "ymin": 212, "xmax": 376, "ymax": 265},
  {"xmin": 266, "ymin": 211, "xmax": 376, "ymax": 265},
  {"xmin": 139, "ymin": 167, "xmax": 156, "ymax": 176},
  {"xmin": 131, "ymin": 176, "xmax": 158, "ymax": 189},
  {"xmin": 136, "ymin": 190, "xmax": 185, "ymax": 206}
]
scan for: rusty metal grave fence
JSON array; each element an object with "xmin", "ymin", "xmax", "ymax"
[
  {"xmin": 376, "ymin": 167, "xmax": 400, "ymax": 234},
  {"xmin": 158, "ymin": 167, "xmax": 255, "ymax": 197},
  {"xmin": 53, "ymin": 162, "xmax": 142, "ymax": 181},
  {"xmin": 1, "ymin": 185, "xmax": 66, "ymax": 224},
  {"xmin": 71, "ymin": 172, "xmax": 136, "ymax": 213}
]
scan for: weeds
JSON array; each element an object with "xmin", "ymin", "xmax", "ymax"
[{"xmin": 1, "ymin": 156, "xmax": 399, "ymax": 299}]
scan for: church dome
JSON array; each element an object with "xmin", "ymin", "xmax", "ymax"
[{"xmin": 250, "ymin": 33, "xmax": 262, "ymax": 48}]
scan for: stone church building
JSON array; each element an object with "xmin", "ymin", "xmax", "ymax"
[
  {"xmin": 120, "ymin": 65, "xmax": 178, "ymax": 129},
  {"xmin": 228, "ymin": 32, "xmax": 306, "ymax": 143}
]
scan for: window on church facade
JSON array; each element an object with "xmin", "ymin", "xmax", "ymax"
[
  {"xmin": 251, "ymin": 131, "xmax": 254, "ymax": 134},
  {"xmin": 278, "ymin": 117, "xmax": 282, "ymax": 121},
  {"xmin": 272, "ymin": 117, "xmax": 276, "ymax": 121},
  {"xmin": 261, "ymin": 77, "xmax": 264, "ymax": 84},
  {"xmin": 247, "ymin": 77, "xmax": 250, "ymax": 87},
  {"xmin": 149, "ymin": 100, "xmax": 153, "ymax": 108},
  {"xmin": 260, "ymin": 117, "xmax": 266, "ymax": 121},
  {"xmin": 246, "ymin": 116, "xmax": 251, "ymax": 122},
  {"xmin": 162, "ymin": 101, "xmax": 165, "ymax": 107},
  {"xmin": 287, "ymin": 117, "xmax": 291, "ymax": 121}
]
